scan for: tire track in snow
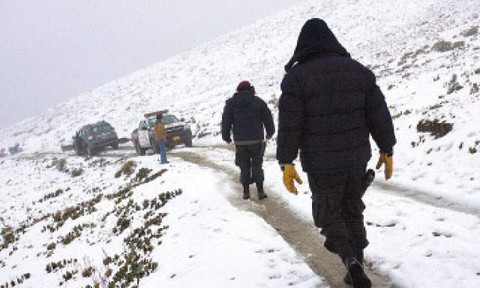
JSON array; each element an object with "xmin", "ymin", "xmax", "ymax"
[
  {"xmin": 374, "ymin": 181, "xmax": 480, "ymax": 217},
  {"xmin": 12, "ymin": 147, "xmax": 394, "ymax": 286},
  {"xmin": 16, "ymin": 145, "xmax": 480, "ymax": 218},
  {"xmin": 195, "ymin": 144, "xmax": 480, "ymax": 218},
  {"xmin": 172, "ymin": 150, "xmax": 394, "ymax": 288}
]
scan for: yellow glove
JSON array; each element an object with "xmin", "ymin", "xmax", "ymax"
[
  {"xmin": 375, "ymin": 152, "xmax": 393, "ymax": 180},
  {"xmin": 282, "ymin": 164, "xmax": 303, "ymax": 195}
]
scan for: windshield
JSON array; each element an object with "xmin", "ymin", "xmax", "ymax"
[
  {"xmin": 147, "ymin": 117, "xmax": 157, "ymax": 127},
  {"xmin": 147, "ymin": 114, "xmax": 179, "ymax": 126},
  {"xmin": 92, "ymin": 123, "xmax": 114, "ymax": 135},
  {"xmin": 162, "ymin": 114, "xmax": 179, "ymax": 124}
]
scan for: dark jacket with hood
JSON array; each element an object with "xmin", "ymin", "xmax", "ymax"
[
  {"xmin": 222, "ymin": 86, "xmax": 275, "ymax": 144},
  {"xmin": 277, "ymin": 18, "xmax": 396, "ymax": 172}
]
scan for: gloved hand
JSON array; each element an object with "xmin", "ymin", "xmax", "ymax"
[
  {"xmin": 375, "ymin": 152, "xmax": 393, "ymax": 180},
  {"xmin": 281, "ymin": 164, "xmax": 303, "ymax": 195}
]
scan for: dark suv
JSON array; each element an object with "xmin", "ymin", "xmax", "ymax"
[{"xmin": 73, "ymin": 121, "xmax": 119, "ymax": 156}]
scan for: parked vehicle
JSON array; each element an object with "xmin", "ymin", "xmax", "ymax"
[
  {"xmin": 8, "ymin": 143, "xmax": 22, "ymax": 155},
  {"xmin": 0, "ymin": 148, "xmax": 8, "ymax": 157},
  {"xmin": 73, "ymin": 121, "xmax": 119, "ymax": 156},
  {"xmin": 131, "ymin": 110, "xmax": 192, "ymax": 156}
]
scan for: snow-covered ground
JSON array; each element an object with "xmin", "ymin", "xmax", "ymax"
[
  {"xmin": 182, "ymin": 144, "xmax": 480, "ymax": 288},
  {"xmin": 0, "ymin": 152, "xmax": 323, "ymax": 287},
  {"xmin": 1, "ymin": 0, "xmax": 480, "ymax": 287}
]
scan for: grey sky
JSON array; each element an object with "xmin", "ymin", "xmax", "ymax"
[{"xmin": 0, "ymin": 0, "xmax": 296, "ymax": 129}]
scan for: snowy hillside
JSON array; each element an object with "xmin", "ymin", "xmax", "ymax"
[
  {"xmin": 2, "ymin": 0, "xmax": 480, "ymax": 287},
  {"xmin": 2, "ymin": 0, "xmax": 480, "ymax": 200}
]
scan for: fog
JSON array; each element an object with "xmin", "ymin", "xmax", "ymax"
[{"xmin": 0, "ymin": 0, "xmax": 297, "ymax": 129}]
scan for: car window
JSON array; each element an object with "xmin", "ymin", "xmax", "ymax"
[
  {"xmin": 147, "ymin": 117, "xmax": 157, "ymax": 127},
  {"xmin": 145, "ymin": 114, "xmax": 179, "ymax": 126},
  {"xmin": 162, "ymin": 115, "xmax": 179, "ymax": 124},
  {"xmin": 140, "ymin": 121, "xmax": 149, "ymax": 129},
  {"xmin": 92, "ymin": 124, "xmax": 113, "ymax": 134}
]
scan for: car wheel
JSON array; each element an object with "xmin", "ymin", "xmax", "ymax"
[
  {"xmin": 87, "ymin": 145, "xmax": 95, "ymax": 157},
  {"xmin": 150, "ymin": 139, "xmax": 158, "ymax": 154},
  {"xmin": 166, "ymin": 142, "xmax": 175, "ymax": 150},
  {"xmin": 75, "ymin": 146, "xmax": 83, "ymax": 156},
  {"xmin": 185, "ymin": 138, "xmax": 193, "ymax": 147},
  {"xmin": 74, "ymin": 143, "xmax": 81, "ymax": 156},
  {"xmin": 74, "ymin": 140, "xmax": 85, "ymax": 156},
  {"xmin": 135, "ymin": 141, "xmax": 146, "ymax": 156},
  {"xmin": 111, "ymin": 143, "xmax": 119, "ymax": 150}
]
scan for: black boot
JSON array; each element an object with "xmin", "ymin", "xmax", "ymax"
[
  {"xmin": 256, "ymin": 182, "xmax": 268, "ymax": 200},
  {"xmin": 344, "ymin": 251, "xmax": 364, "ymax": 285},
  {"xmin": 344, "ymin": 257, "xmax": 371, "ymax": 288},
  {"xmin": 243, "ymin": 184, "xmax": 250, "ymax": 200},
  {"xmin": 344, "ymin": 273, "xmax": 352, "ymax": 285}
]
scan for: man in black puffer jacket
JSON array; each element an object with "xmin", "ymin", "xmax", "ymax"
[
  {"xmin": 277, "ymin": 19, "xmax": 396, "ymax": 288},
  {"xmin": 222, "ymin": 81, "xmax": 275, "ymax": 200}
]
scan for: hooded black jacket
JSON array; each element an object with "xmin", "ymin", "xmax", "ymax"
[
  {"xmin": 277, "ymin": 19, "xmax": 396, "ymax": 172},
  {"xmin": 222, "ymin": 87, "xmax": 275, "ymax": 144}
]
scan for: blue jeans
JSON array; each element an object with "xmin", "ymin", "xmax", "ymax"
[{"xmin": 156, "ymin": 139, "xmax": 168, "ymax": 163}]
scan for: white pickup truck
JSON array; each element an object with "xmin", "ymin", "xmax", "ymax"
[{"xmin": 131, "ymin": 111, "xmax": 192, "ymax": 155}]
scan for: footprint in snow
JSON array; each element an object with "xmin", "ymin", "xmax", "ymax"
[
  {"xmin": 366, "ymin": 221, "xmax": 397, "ymax": 228},
  {"xmin": 432, "ymin": 231, "xmax": 453, "ymax": 238}
]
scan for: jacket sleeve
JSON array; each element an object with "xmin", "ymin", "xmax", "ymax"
[
  {"xmin": 276, "ymin": 73, "xmax": 304, "ymax": 164},
  {"xmin": 221, "ymin": 101, "xmax": 233, "ymax": 142},
  {"xmin": 261, "ymin": 101, "xmax": 275, "ymax": 138},
  {"xmin": 365, "ymin": 71, "xmax": 397, "ymax": 154}
]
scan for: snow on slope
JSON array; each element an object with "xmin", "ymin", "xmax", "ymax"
[
  {"xmin": 185, "ymin": 146, "xmax": 480, "ymax": 288},
  {"xmin": 1, "ymin": 0, "xmax": 480, "ymax": 202},
  {"xmin": 1, "ymin": 0, "xmax": 480, "ymax": 286},
  {"xmin": 0, "ymin": 155, "xmax": 323, "ymax": 287}
]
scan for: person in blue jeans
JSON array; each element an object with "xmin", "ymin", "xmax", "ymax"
[{"xmin": 154, "ymin": 114, "xmax": 169, "ymax": 164}]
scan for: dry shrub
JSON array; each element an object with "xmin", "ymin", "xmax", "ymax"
[
  {"xmin": 432, "ymin": 40, "xmax": 453, "ymax": 52},
  {"xmin": 135, "ymin": 168, "xmax": 152, "ymax": 182},
  {"xmin": 82, "ymin": 267, "xmax": 93, "ymax": 277},
  {"xmin": 417, "ymin": 119, "xmax": 453, "ymax": 138},
  {"xmin": 115, "ymin": 161, "xmax": 136, "ymax": 178},
  {"xmin": 56, "ymin": 158, "xmax": 67, "ymax": 172},
  {"xmin": 461, "ymin": 26, "xmax": 478, "ymax": 37},
  {"xmin": 71, "ymin": 168, "xmax": 84, "ymax": 177}
]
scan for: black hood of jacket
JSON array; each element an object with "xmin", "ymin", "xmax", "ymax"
[
  {"xmin": 285, "ymin": 18, "xmax": 349, "ymax": 72},
  {"xmin": 229, "ymin": 86, "xmax": 255, "ymax": 107}
]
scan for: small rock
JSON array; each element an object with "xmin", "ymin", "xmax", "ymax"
[
  {"xmin": 471, "ymin": 83, "xmax": 479, "ymax": 95},
  {"xmin": 461, "ymin": 26, "xmax": 478, "ymax": 37},
  {"xmin": 453, "ymin": 41, "xmax": 465, "ymax": 49},
  {"xmin": 432, "ymin": 40, "xmax": 453, "ymax": 52}
]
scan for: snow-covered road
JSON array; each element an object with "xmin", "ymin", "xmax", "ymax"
[
  {"xmin": 2, "ymin": 143, "xmax": 480, "ymax": 287},
  {"xmin": 171, "ymin": 149, "xmax": 392, "ymax": 287},
  {"xmin": 172, "ymin": 143, "xmax": 480, "ymax": 288}
]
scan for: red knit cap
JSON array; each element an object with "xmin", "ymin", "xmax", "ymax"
[{"xmin": 236, "ymin": 81, "xmax": 252, "ymax": 91}]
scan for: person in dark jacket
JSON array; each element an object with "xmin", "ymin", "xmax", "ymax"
[
  {"xmin": 277, "ymin": 19, "xmax": 396, "ymax": 288},
  {"xmin": 222, "ymin": 81, "xmax": 275, "ymax": 200}
]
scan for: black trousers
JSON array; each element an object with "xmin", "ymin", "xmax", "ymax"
[
  {"xmin": 235, "ymin": 142, "xmax": 266, "ymax": 185},
  {"xmin": 308, "ymin": 166, "xmax": 369, "ymax": 262}
]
